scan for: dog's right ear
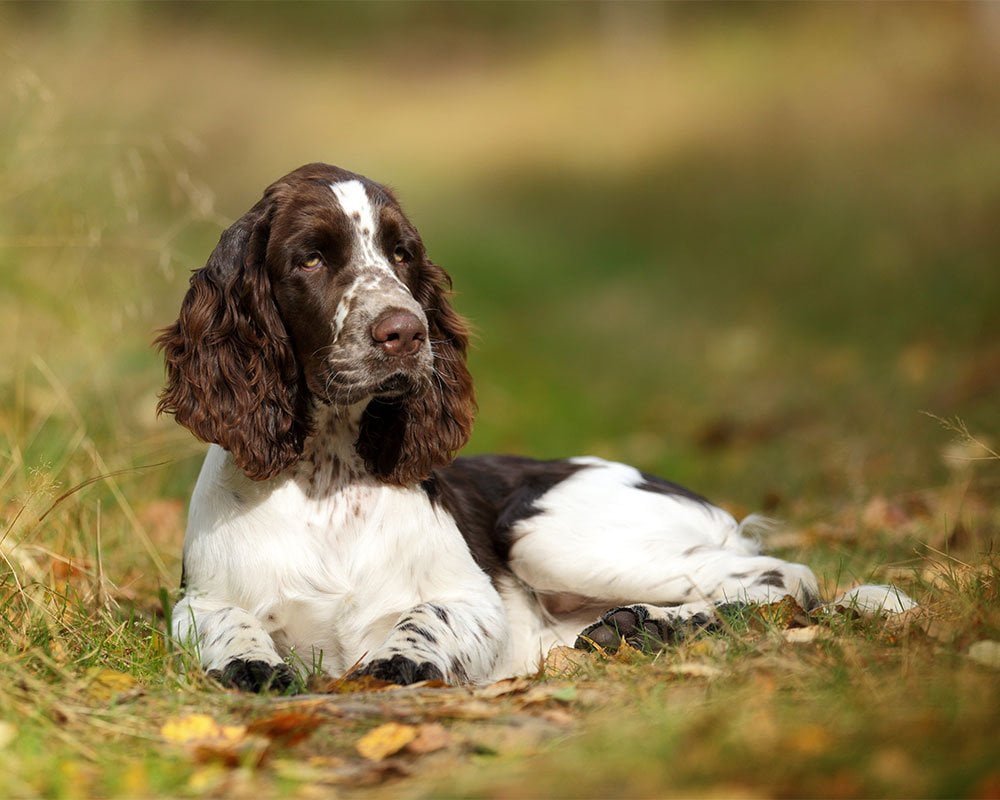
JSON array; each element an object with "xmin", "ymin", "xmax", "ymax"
[{"xmin": 155, "ymin": 197, "xmax": 311, "ymax": 480}]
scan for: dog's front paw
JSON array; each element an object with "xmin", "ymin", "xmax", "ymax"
[
  {"xmin": 360, "ymin": 654, "xmax": 444, "ymax": 686},
  {"xmin": 209, "ymin": 659, "xmax": 298, "ymax": 693}
]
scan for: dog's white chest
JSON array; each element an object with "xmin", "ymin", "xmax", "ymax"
[{"xmin": 183, "ymin": 445, "xmax": 477, "ymax": 674}]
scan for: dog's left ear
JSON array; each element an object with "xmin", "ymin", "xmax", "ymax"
[{"xmin": 358, "ymin": 260, "xmax": 476, "ymax": 485}]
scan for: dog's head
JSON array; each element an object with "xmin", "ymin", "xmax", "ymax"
[{"xmin": 156, "ymin": 163, "xmax": 475, "ymax": 484}]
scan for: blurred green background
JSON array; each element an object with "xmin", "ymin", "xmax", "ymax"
[{"xmin": 1, "ymin": 2, "xmax": 997, "ymax": 548}]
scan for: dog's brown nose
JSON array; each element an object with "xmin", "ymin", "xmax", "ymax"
[{"xmin": 371, "ymin": 311, "xmax": 426, "ymax": 357}]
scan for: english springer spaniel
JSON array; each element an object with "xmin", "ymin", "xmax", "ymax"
[{"xmin": 158, "ymin": 163, "xmax": 913, "ymax": 692}]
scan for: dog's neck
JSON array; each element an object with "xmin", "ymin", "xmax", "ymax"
[{"xmin": 295, "ymin": 400, "xmax": 372, "ymax": 497}]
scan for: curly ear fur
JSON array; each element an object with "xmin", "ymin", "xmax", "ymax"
[
  {"xmin": 155, "ymin": 200, "xmax": 311, "ymax": 480},
  {"xmin": 357, "ymin": 260, "xmax": 476, "ymax": 485}
]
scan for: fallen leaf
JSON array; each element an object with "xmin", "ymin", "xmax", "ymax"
[
  {"xmin": 83, "ymin": 667, "xmax": 139, "ymax": 703},
  {"xmin": 271, "ymin": 756, "xmax": 348, "ymax": 785},
  {"xmin": 50, "ymin": 557, "xmax": 92, "ymax": 581},
  {"xmin": 247, "ymin": 711, "xmax": 323, "ymax": 747},
  {"xmin": 610, "ymin": 640, "xmax": 647, "ymax": 664},
  {"xmin": 782, "ymin": 626, "xmax": 830, "ymax": 644},
  {"xmin": 431, "ymin": 700, "xmax": 500, "ymax": 720},
  {"xmin": 161, "ymin": 714, "xmax": 267, "ymax": 767},
  {"xmin": 750, "ymin": 596, "xmax": 812, "ymax": 630},
  {"xmin": 0, "ymin": 721, "xmax": 15, "ymax": 749},
  {"xmin": 406, "ymin": 723, "xmax": 452, "ymax": 754},
  {"xmin": 666, "ymin": 662, "xmax": 723, "ymax": 679},
  {"xmin": 543, "ymin": 646, "xmax": 592, "ymax": 677},
  {"xmin": 356, "ymin": 722, "xmax": 418, "ymax": 761},
  {"xmin": 540, "ymin": 708, "xmax": 575, "ymax": 726},
  {"xmin": 475, "ymin": 676, "xmax": 534, "ymax": 699},
  {"xmin": 161, "ymin": 714, "xmax": 246, "ymax": 746},
  {"xmin": 518, "ymin": 684, "xmax": 578, "ymax": 707},
  {"xmin": 321, "ymin": 674, "xmax": 397, "ymax": 694},
  {"xmin": 968, "ymin": 640, "xmax": 1000, "ymax": 669},
  {"xmin": 191, "ymin": 738, "xmax": 269, "ymax": 768}
]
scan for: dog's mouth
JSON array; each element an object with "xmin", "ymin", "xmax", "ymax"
[
  {"xmin": 370, "ymin": 369, "xmax": 431, "ymax": 399},
  {"xmin": 313, "ymin": 366, "xmax": 428, "ymax": 406}
]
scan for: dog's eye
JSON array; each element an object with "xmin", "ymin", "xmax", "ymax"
[
  {"xmin": 301, "ymin": 254, "xmax": 323, "ymax": 270},
  {"xmin": 392, "ymin": 244, "xmax": 411, "ymax": 264}
]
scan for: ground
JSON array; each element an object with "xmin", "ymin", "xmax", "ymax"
[{"xmin": 0, "ymin": 5, "xmax": 997, "ymax": 798}]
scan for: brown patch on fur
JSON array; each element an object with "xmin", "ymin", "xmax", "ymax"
[{"xmin": 154, "ymin": 197, "xmax": 311, "ymax": 481}]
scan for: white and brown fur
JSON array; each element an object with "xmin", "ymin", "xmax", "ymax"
[{"xmin": 158, "ymin": 163, "xmax": 914, "ymax": 691}]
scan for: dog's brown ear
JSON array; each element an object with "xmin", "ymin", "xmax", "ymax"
[
  {"xmin": 155, "ymin": 198, "xmax": 311, "ymax": 480},
  {"xmin": 358, "ymin": 260, "xmax": 476, "ymax": 485}
]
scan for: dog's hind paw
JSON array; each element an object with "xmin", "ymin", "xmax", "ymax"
[{"xmin": 575, "ymin": 604, "xmax": 719, "ymax": 653}]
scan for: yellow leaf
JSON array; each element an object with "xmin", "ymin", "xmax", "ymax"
[
  {"xmin": 161, "ymin": 714, "xmax": 247, "ymax": 745},
  {"xmin": 666, "ymin": 662, "xmax": 723, "ymax": 679},
  {"xmin": 84, "ymin": 667, "xmax": 138, "ymax": 702},
  {"xmin": 356, "ymin": 722, "xmax": 418, "ymax": 761},
  {"xmin": 0, "ymin": 721, "xmax": 16, "ymax": 749}
]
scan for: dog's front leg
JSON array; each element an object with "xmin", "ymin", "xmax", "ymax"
[
  {"xmin": 173, "ymin": 594, "xmax": 297, "ymax": 692},
  {"xmin": 360, "ymin": 597, "xmax": 508, "ymax": 685}
]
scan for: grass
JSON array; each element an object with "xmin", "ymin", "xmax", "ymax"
[{"xmin": 0, "ymin": 4, "xmax": 998, "ymax": 797}]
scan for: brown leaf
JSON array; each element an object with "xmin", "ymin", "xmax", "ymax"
[
  {"xmin": 405, "ymin": 723, "xmax": 452, "ymax": 755},
  {"xmin": 610, "ymin": 640, "xmax": 647, "ymax": 664},
  {"xmin": 750, "ymin": 596, "xmax": 812, "ymax": 630},
  {"xmin": 539, "ymin": 708, "xmax": 575, "ymax": 726},
  {"xmin": 475, "ymin": 677, "xmax": 533, "ymax": 699},
  {"xmin": 543, "ymin": 645, "xmax": 592, "ymax": 678},
  {"xmin": 246, "ymin": 711, "xmax": 324, "ymax": 747},
  {"xmin": 356, "ymin": 722, "xmax": 418, "ymax": 761},
  {"xmin": 321, "ymin": 674, "xmax": 397, "ymax": 694},
  {"xmin": 50, "ymin": 557, "xmax": 92, "ymax": 582},
  {"xmin": 517, "ymin": 684, "xmax": 578, "ymax": 707},
  {"xmin": 191, "ymin": 738, "xmax": 269, "ymax": 768},
  {"xmin": 429, "ymin": 700, "xmax": 500, "ymax": 720}
]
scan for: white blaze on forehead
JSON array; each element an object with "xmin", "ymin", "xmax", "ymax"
[
  {"xmin": 329, "ymin": 179, "xmax": 409, "ymax": 292},
  {"xmin": 330, "ymin": 179, "xmax": 377, "ymax": 238},
  {"xmin": 327, "ymin": 180, "xmax": 416, "ymax": 344}
]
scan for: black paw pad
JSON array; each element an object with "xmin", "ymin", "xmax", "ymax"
[
  {"xmin": 209, "ymin": 659, "xmax": 297, "ymax": 693},
  {"xmin": 575, "ymin": 606, "xmax": 667, "ymax": 654},
  {"xmin": 361, "ymin": 654, "xmax": 444, "ymax": 686}
]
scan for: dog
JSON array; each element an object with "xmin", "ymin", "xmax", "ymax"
[{"xmin": 158, "ymin": 163, "xmax": 914, "ymax": 691}]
